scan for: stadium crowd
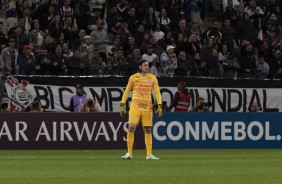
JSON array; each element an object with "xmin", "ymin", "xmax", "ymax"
[{"xmin": 0, "ymin": 0, "xmax": 282, "ymax": 79}]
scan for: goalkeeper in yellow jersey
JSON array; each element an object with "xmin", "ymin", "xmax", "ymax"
[{"xmin": 120, "ymin": 59, "xmax": 163, "ymax": 160}]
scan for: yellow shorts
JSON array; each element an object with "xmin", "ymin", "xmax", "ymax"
[{"xmin": 128, "ymin": 108, "xmax": 153, "ymax": 127}]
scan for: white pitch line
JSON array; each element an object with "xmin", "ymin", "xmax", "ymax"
[{"xmin": 0, "ymin": 155, "xmax": 280, "ymax": 159}]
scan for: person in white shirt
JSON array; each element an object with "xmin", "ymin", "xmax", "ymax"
[
  {"xmin": 152, "ymin": 22, "xmax": 164, "ymax": 42},
  {"xmin": 141, "ymin": 44, "xmax": 159, "ymax": 76}
]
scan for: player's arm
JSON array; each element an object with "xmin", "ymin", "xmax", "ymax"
[
  {"xmin": 121, "ymin": 76, "xmax": 134, "ymax": 104},
  {"xmin": 153, "ymin": 76, "xmax": 163, "ymax": 118},
  {"xmin": 120, "ymin": 76, "xmax": 134, "ymax": 116},
  {"xmin": 153, "ymin": 76, "xmax": 162, "ymax": 105}
]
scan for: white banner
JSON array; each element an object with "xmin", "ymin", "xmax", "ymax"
[{"xmin": 4, "ymin": 77, "xmax": 280, "ymax": 112}]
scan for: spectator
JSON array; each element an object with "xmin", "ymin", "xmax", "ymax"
[
  {"xmin": 0, "ymin": 97, "xmax": 12, "ymax": 112},
  {"xmin": 0, "ymin": 22, "xmax": 8, "ymax": 54},
  {"xmin": 35, "ymin": 45, "xmax": 52, "ymax": 75},
  {"xmin": 28, "ymin": 20, "xmax": 45, "ymax": 53},
  {"xmin": 165, "ymin": 0, "xmax": 182, "ymax": 32},
  {"xmin": 30, "ymin": 97, "xmax": 45, "ymax": 112},
  {"xmin": 222, "ymin": 51, "xmax": 240, "ymax": 79},
  {"xmin": 106, "ymin": 5, "xmax": 122, "ymax": 38},
  {"xmin": 221, "ymin": 18, "xmax": 238, "ymax": 51},
  {"xmin": 189, "ymin": 97, "xmax": 211, "ymax": 112},
  {"xmin": 146, "ymin": 35, "xmax": 164, "ymax": 56},
  {"xmin": 74, "ymin": 0, "xmax": 91, "ymax": 31},
  {"xmin": 169, "ymin": 81, "xmax": 191, "ymax": 112},
  {"xmin": 22, "ymin": 7, "xmax": 32, "ymax": 34},
  {"xmin": 75, "ymin": 29, "xmax": 86, "ymax": 48},
  {"xmin": 17, "ymin": 0, "xmax": 30, "ymax": 18},
  {"xmin": 11, "ymin": 26, "xmax": 28, "ymax": 55},
  {"xmin": 87, "ymin": 0, "xmax": 106, "ymax": 16},
  {"xmin": 69, "ymin": 84, "xmax": 87, "ymax": 112},
  {"xmin": 60, "ymin": 0, "xmax": 74, "ymax": 23},
  {"xmin": 156, "ymin": 8, "xmax": 171, "ymax": 32},
  {"xmin": 123, "ymin": 36, "xmax": 137, "ymax": 57},
  {"xmin": 206, "ymin": 48, "xmax": 221, "ymax": 77},
  {"xmin": 186, "ymin": 0, "xmax": 202, "ymax": 26},
  {"xmin": 106, "ymin": 35, "xmax": 122, "ymax": 59},
  {"xmin": 143, "ymin": 6, "xmax": 156, "ymax": 34},
  {"xmin": 223, "ymin": 0, "xmax": 239, "ymax": 29},
  {"xmin": 42, "ymin": 33, "xmax": 56, "ymax": 55},
  {"xmin": 57, "ymin": 32, "xmax": 68, "ymax": 46},
  {"xmin": 189, "ymin": 51, "xmax": 208, "ymax": 77},
  {"xmin": 152, "ymin": 22, "xmax": 164, "ymax": 42},
  {"xmin": 51, "ymin": 44, "xmax": 68, "ymax": 75},
  {"xmin": 237, "ymin": 13, "xmax": 256, "ymax": 42},
  {"xmin": 4, "ymin": 0, "xmax": 18, "ymax": 31},
  {"xmin": 111, "ymin": 48, "xmax": 129, "ymax": 75},
  {"xmin": 88, "ymin": 48, "xmax": 104, "ymax": 75},
  {"xmin": 175, "ymin": 51, "xmax": 189, "ymax": 76},
  {"xmin": 79, "ymin": 35, "xmax": 94, "ymax": 59},
  {"xmin": 31, "ymin": 0, "xmax": 50, "ymax": 31},
  {"xmin": 134, "ymin": 22, "xmax": 148, "ymax": 46},
  {"xmin": 117, "ymin": 0, "xmax": 130, "ymax": 17},
  {"xmin": 173, "ymin": 19, "xmax": 190, "ymax": 41},
  {"xmin": 1, "ymin": 37, "xmax": 19, "ymax": 75},
  {"xmin": 266, "ymin": 0, "xmax": 278, "ymax": 18},
  {"xmin": 255, "ymin": 55, "xmax": 269, "ymax": 79},
  {"xmin": 186, "ymin": 33, "xmax": 202, "ymax": 55},
  {"xmin": 63, "ymin": 16, "xmax": 78, "ymax": 49},
  {"xmin": 159, "ymin": 45, "xmax": 177, "ymax": 76},
  {"xmin": 247, "ymin": 101, "xmax": 262, "ymax": 112},
  {"xmin": 66, "ymin": 48, "xmax": 89, "ymax": 76},
  {"xmin": 8, "ymin": 16, "xmax": 26, "ymax": 36},
  {"xmin": 202, "ymin": 20, "xmax": 222, "ymax": 44},
  {"xmin": 257, "ymin": 40, "xmax": 271, "ymax": 59},
  {"xmin": 127, "ymin": 48, "xmax": 141, "ymax": 75},
  {"xmin": 239, "ymin": 41, "xmax": 257, "ymax": 78},
  {"xmin": 187, "ymin": 21, "xmax": 202, "ymax": 42},
  {"xmin": 141, "ymin": 44, "xmax": 159, "ymax": 75},
  {"xmin": 48, "ymin": 13, "xmax": 64, "ymax": 38},
  {"xmin": 62, "ymin": 43, "xmax": 73, "ymax": 59},
  {"xmin": 124, "ymin": 6, "xmax": 138, "ymax": 34},
  {"xmin": 244, "ymin": 0, "xmax": 265, "ymax": 32},
  {"xmin": 80, "ymin": 97, "xmax": 101, "ymax": 112},
  {"xmin": 268, "ymin": 49, "xmax": 282, "ymax": 79},
  {"xmin": 91, "ymin": 19, "xmax": 109, "ymax": 61},
  {"xmin": 118, "ymin": 19, "xmax": 132, "ymax": 47},
  {"xmin": 200, "ymin": 36, "xmax": 216, "ymax": 63},
  {"xmin": 45, "ymin": 5, "xmax": 57, "ymax": 30},
  {"xmin": 103, "ymin": 59, "xmax": 116, "ymax": 75},
  {"xmin": 157, "ymin": 30, "xmax": 175, "ymax": 51},
  {"xmin": 18, "ymin": 45, "xmax": 36, "ymax": 75}
]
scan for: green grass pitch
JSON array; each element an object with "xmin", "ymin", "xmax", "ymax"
[{"xmin": 0, "ymin": 149, "xmax": 282, "ymax": 184}]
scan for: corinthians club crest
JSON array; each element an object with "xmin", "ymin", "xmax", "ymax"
[{"xmin": 5, "ymin": 78, "xmax": 33, "ymax": 109}]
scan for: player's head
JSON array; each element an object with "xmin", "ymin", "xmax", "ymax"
[{"xmin": 138, "ymin": 59, "xmax": 149, "ymax": 73}]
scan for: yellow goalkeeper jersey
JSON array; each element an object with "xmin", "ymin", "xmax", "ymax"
[{"xmin": 123, "ymin": 73, "xmax": 161, "ymax": 111}]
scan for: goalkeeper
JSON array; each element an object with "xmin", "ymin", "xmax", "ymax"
[{"xmin": 120, "ymin": 59, "xmax": 163, "ymax": 160}]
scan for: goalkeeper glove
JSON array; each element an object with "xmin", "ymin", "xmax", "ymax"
[
  {"xmin": 156, "ymin": 104, "xmax": 163, "ymax": 118},
  {"xmin": 120, "ymin": 103, "xmax": 126, "ymax": 117}
]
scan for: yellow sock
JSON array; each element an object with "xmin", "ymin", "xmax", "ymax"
[
  {"xmin": 145, "ymin": 133, "xmax": 152, "ymax": 156},
  {"xmin": 127, "ymin": 132, "xmax": 134, "ymax": 155}
]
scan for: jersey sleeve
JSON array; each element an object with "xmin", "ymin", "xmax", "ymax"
[
  {"xmin": 121, "ymin": 75, "xmax": 134, "ymax": 104},
  {"xmin": 152, "ymin": 76, "xmax": 162, "ymax": 105}
]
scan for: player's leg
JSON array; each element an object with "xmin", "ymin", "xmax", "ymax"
[
  {"xmin": 122, "ymin": 108, "xmax": 140, "ymax": 159},
  {"xmin": 142, "ymin": 111, "xmax": 159, "ymax": 160}
]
